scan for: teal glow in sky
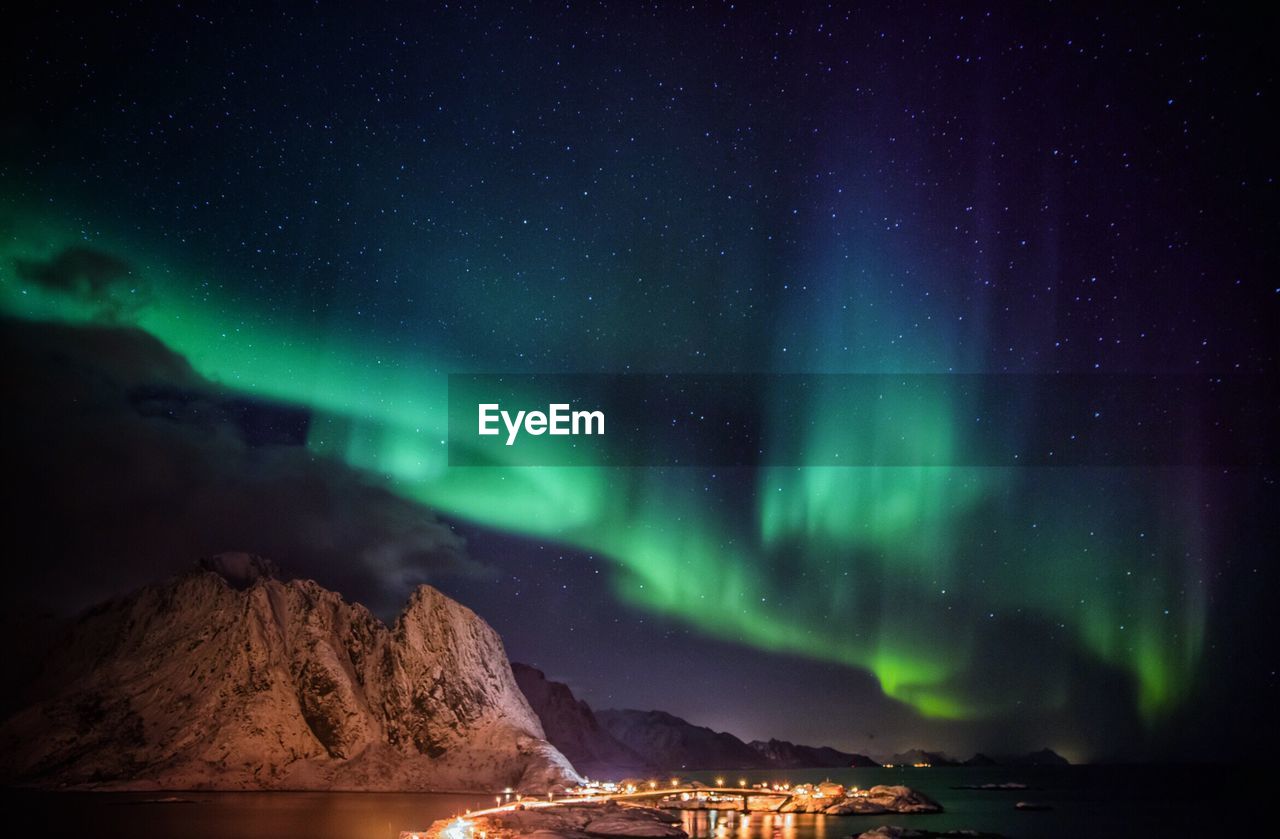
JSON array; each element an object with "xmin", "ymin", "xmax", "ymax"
[
  {"xmin": 0, "ymin": 203, "xmax": 1208, "ymax": 729},
  {"xmin": 4, "ymin": 0, "xmax": 1273, "ymax": 761}
]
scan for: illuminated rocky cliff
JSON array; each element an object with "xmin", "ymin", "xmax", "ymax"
[{"xmin": 0, "ymin": 554, "xmax": 580, "ymax": 792}]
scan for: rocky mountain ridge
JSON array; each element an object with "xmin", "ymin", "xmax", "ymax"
[
  {"xmin": 0, "ymin": 554, "xmax": 580, "ymax": 792},
  {"xmin": 513, "ymin": 671, "xmax": 1062, "ymax": 776},
  {"xmin": 593, "ymin": 709, "xmax": 772, "ymax": 771},
  {"xmin": 748, "ymin": 738, "xmax": 880, "ymax": 768},
  {"xmin": 510, "ymin": 664, "xmax": 650, "ymax": 777}
]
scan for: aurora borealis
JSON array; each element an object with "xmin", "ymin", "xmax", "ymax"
[{"xmin": 2, "ymin": 2, "xmax": 1276, "ymax": 761}]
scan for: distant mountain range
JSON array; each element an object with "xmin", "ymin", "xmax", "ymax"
[
  {"xmin": 0, "ymin": 552, "xmax": 1068, "ymax": 792},
  {"xmin": 513, "ymin": 666, "xmax": 879, "ymax": 774},
  {"xmin": 513, "ymin": 665, "xmax": 1068, "ymax": 776},
  {"xmin": 885, "ymin": 747, "xmax": 1070, "ymax": 767},
  {"xmin": 595, "ymin": 709, "xmax": 774, "ymax": 771},
  {"xmin": 510, "ymin": 664, "xmax": 648, "ymax": 778},
  {"xmin": 748, "ymin": 738, "xmax": 881, "ymax": 768}
]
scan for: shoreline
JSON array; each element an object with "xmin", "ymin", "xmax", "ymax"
[{"xmin": 406, "ymin": 782, "xmax": 944, "ymax": 839}]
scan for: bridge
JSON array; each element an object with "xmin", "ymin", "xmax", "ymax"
[{"xmin": 467, "ymin": 786, "xmax": 789, "ymax": 818}]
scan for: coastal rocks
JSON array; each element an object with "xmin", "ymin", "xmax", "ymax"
[
  {"xmin": 580, "ymin": 810, "xmax": 687, "ymax": 837},
  {"xmin": 417, "ymin": 802, "xmax": 687, "ymax": 839},
  {"xmin": 0, "ymin": 556, "xmax": 581, "ymax": 792},
  {"xmin": 779, "ymin": 782, "xmax": 850, "ymax": 813},
  {"xmin": 815, "ymin": 785, "xmax": 943, "ymax": 816}
]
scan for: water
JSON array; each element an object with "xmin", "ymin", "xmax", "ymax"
[
  {"xmin": 682, "ymin": 765, "xmax": 1270, "ymax": 838},
  {"xmin": 4, "ymin": 766, "xmax": 1270, "ymax": 839},
  {"xmin": 3, "ymin": 789, "xmax": 494, "ymax": 839}
]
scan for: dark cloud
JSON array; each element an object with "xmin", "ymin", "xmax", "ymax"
[
  {"xmin": 13, "ymin": 246, "xmax": 151, "ymax": 321},
  {"xmin": 1, "ymin": 315, "xmax": 476, "ymax": 618}
]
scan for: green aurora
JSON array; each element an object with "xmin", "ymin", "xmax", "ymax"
[{"xmin": 0, "ymin": 203, "xmax": 1206, "ymax": 727}]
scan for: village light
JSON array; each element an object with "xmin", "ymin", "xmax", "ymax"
[{"xmin": 441, "ymin": 818, "xmax": 473, "ymax": 839}]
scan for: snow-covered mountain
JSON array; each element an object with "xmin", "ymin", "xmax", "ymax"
[{"xmin": 0, "ymin": 554, "xmax": 581, "ymax": 792}]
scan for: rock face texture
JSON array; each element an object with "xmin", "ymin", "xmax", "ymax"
[
  {"xmin": 595, "ymin": 709, "xmax": 771, "ymax": 771},
  {"xmin": 511, "ymin": 664, "xmax": 649, "ymax": 778},
  {"xmin": 798, "ymin": 785, "xmax": 942, "ymax": 815},
  {"xmin": 0, "ymin": 555, "xmax": 581, "ymax": 792},
  {"xmin": 748, "ymin": 738, "xmax": 879, "ymax": 768}
]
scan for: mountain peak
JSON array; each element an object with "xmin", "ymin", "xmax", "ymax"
[
  {"xmin": 511, "ymin": 663, "xmax": 649, "ymax": 777},
  {"xmin": 196, "ymin": 551, "xmax": 277, "ymax": 589},
  {"xmin": 1, "ymin": 566, "xmax": 579, "ymax": 792},
  {"xmin": 749, "ymin": 738, "xmax": 880, "ymax": 768},
  {"xmin": 594, "ymin": 708, "xmax": 771, "ymax": 770}
]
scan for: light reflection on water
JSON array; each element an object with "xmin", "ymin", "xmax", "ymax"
[
  {"xmin": 677, "ymin": 765, "xmax": 1265, "ymax": 839},
  {"xmin": 679, "ymin": 809, "xmax": 830, "ymax": 839},
  {"xmin": 2, "ymin": 790, "xmax": 497, "ymax": 839},
  {"xmin": 2, "ymin": 766, "xmax": 1263, "ymax": 839}
]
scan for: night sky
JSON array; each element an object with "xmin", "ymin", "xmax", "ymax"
[{"xmin": 2, "ymin": 2, "xmax": 1277, "ymax": 763}]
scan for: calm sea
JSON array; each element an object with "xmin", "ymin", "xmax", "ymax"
[
  {"xmin": 683, "ymin": 765, "xmax": 1270, "ymax": 838},
  {"xmin": 4, "ymin": 765, "xmax": 1270, "ymax": 839}
]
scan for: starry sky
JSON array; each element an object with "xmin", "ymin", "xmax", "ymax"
[{"xmin": 1, "ymin": 1, "xmax": 1277, "ymax": 762}]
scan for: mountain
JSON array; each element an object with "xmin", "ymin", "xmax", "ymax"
[
  {"xmin": 511, "ymin": 664, "xmax": 649, "ymax": 778},
  {"xmin": 960, "ymin": 748, "xmax": 1070, "ymax": 767},
  {"xmin": 513, "ymin": 674, "xmax": 877, "ymax": 776},
  {"xmin": 962, "ymin": 753, "xmax": 999, "ymax": 767},
  {"xmin": 748, "ymin": 738, "xmax": 879, "ymax": 768},
  {"xmin": 1003, "ymin": 748, "xmax": 1070, "ymax": 766},
  {"xmin": 0, "ymin": 554, "xmax": 580, "ymax": 792},
  {"xmin": 884, "ymin": 749, "xmax": 960, "ymax": 767},
  {"xmin": 595, "ymin": 709, "xmax": 772, "ymax": 770}
]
